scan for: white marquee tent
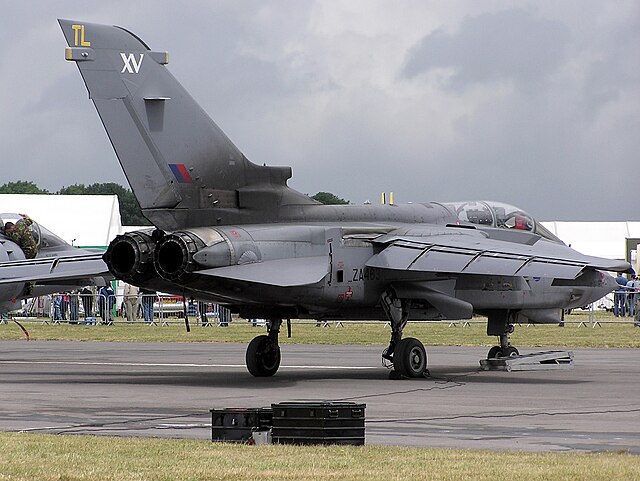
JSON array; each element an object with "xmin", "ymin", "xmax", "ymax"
[
  {"xmin": 540, "ymin": 221, "xmax": 640, "ymax": 267},
  {"xmin": 1, "ymin": 194, "xmax": 121, "ymax": 249}
]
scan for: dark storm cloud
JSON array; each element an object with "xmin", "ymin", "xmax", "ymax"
[
  {"xmin": 1, "ymin": 2, "xmax": 639, "ymax": 221},
  {"xmin": 402, "ymin": 9, "xmax": 570, "ymax": 90},
  {"xmin": 394, "ymin": 5, "xmax": 640, "ymax": 220}
]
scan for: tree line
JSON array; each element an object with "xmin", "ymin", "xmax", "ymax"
[
  {"xmin": 0, "ymin": 181, "xmax": 149, "ymax": 226},
  {"xmin": 0, "ymin": 181, "xmax": 349, "ymax": 226}
]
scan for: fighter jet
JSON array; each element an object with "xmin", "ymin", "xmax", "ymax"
[
  {"xmin": 60, "ymin": 20, "xmax": 631, "ymax": 378},
  {"xmin": 0, "ymin": 213, "xmax": 109, "ymax": 314}
]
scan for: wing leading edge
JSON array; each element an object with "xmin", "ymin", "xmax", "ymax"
[
  {"xmin": 0, "ymin": 253, "xmax": 109, "ymax": 285},
  {"xmin": 366, "ymin": 235, "xmax": 631, "ymax": 279}
]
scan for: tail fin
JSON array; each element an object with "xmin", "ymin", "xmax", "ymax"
[{"xmin": 59, "ymin": 20, "xmax": 314, "ymax": 230}]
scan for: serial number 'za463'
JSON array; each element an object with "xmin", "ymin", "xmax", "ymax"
[{"xmin": 352, "ymin": 267, "xmax": 382, "ymax": 282}]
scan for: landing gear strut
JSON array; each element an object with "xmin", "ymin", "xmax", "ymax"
[
  {"xmin": 381, "ymin": 290, "xmax": 427, "ymax": 378},
  {"xmin": 487, "ymin": 312, "xmax": 519, "ymax": 359},
  {"xmin": 246, "ymin": 318, "xmax": 282, "ymax": 377}
]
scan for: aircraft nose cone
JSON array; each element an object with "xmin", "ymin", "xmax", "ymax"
[
  {"xmin": 602, "ymin": 271, "xmax": 617, "ymax": 290},
  {"xmin": 588, "ymin": 271, "xmax": 617, "ymax": 305}
]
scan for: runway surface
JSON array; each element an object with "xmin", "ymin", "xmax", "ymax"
[{"xmin": 1, "ymin": 340, "xmax": 639, "ymax": 452}]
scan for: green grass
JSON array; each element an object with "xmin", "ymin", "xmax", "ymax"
[
  {"xmin": 1, "ymin": 310, "xmax": 639, "ymax": 348},
  {"xmin": 0, "ymin": 432, "xmax": 638, "ymax": 481}
]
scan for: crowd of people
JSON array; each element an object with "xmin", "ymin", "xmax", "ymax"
[
  {"xmin": 51, "ymin": 288, "xmax": 104, "ymax": 324},
  {"xmin": 48, "ymin": 284, "xmax": 232, "ymax": 326},
  {"xmin": 50, "ymin": 284, "xmax": 156, "ymax": 324}
]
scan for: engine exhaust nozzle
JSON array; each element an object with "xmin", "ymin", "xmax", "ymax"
[
  {"xmin": 103, "ymin": 231, "xmax": 158, "ymax": 283},
  {"xmin": 153, "ymin": 231, "xmax": 204, "ymax": 282}
]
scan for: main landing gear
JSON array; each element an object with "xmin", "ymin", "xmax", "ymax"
[
  {"xmin": 486, "ymin": 312, "xmax": 519, "ymax": 359},
  {"xmin": 246, "ymin": 318, "xmax": 282, "ymax": 377},
  {"xmin": 381, "ymin": 290, "xmax": 428, "ymax": 379}
]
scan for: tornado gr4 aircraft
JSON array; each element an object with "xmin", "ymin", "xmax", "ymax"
[
  {"xmin": 60, "ymin": 19, "xmax": 631, "ymax": 378},
  {"xmin": 0, "ymin": 213, "xmax": 109, "ymax": 314}
]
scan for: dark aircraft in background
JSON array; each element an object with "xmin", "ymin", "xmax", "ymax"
[
  {"xmin": 60, "ymin": 20, "xmax": 631, "ymax": 378},
  {"xmin": 0, "ymin": 213, "xmax": 109, "ymax": 314}
]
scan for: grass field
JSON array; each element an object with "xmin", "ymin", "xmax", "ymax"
[
  {"xmin": 0, "ymin": 432, "xmax": 638, "ymax": 481},
  {"xmin": 1, "ymin": 310, "xmax": 639, "ymax": 348}
]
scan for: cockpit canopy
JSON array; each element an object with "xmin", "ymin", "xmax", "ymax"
[
  {"xmin": 0, "ymin": 213, "xmax": 68, "ymax": 250},
  {"xmin": 442, "ymin": 201, "xmax": 563, "ymax": 244}
]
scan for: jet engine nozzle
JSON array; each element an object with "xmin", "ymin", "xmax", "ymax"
[
  {"xmin": 153, "ymin": 231, "xmax": 205, "ymax": 282},
  {"xmin": 103, "ymin": 231, "xmax": 157, "ymax": 283}
]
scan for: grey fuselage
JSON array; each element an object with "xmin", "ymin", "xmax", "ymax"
[{"xmin": 107, "ymin": 203, "xmax": 616, "ymax": 323}]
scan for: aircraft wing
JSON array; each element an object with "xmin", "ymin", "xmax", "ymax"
[
  {"xmin": 0, "ymin": 253, "xmax": 110, "ymax": 285},
  {"xmin": 197, "ymin": 256, "xmax": 329, "ymax": 287},
  {"xmin": 366, "ymin": 234, "xmax": 631, "ymax": 279}
]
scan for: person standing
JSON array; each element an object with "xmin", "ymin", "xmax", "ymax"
[
  {"xmin": 141, "ymin": 288, "xmax": 156, "ymax": 324},
  {"xmin": 105, "ymin": 284, "xmax": 115, "ymax": 324},
  {"xmin": 614, "ymin": 273, "xmax": 628, "ymax": 317},
  {"xmin": 123, "ymin": 283, "xmax": 139, "ymax": 322},
  {"xmin": 626, "ymin": 275, "xmax": 640, "ymax": 318},
  {"xmin": 98, "ymin": 284, "xmax": 115, "ymax": 325},
  {"xmin": 61, "ymin": 292, "xmax": 69, "ymax": 321},
  {"xmin": 68, "ymin": 290, "xmax": 79, "ymax": 324},
  {"xmin": 52, "ymin": 294, "xmax": 62, "ymax": 322},
  {"xmin": 98, "ymin": 285, "xmax": 108, "ymax": 323},
  {"xmin": 80, "ymin": 286, "xmax": 94, "ymax": 322},
  {"xmin": 198, "ymin": 301, "xmax": 209, "ymax": 326}
]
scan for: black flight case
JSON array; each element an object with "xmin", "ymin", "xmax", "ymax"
[
  {"xmin": 210, "ymin": 407, "xmax": 273, "ymax": 442},
  {"xmin": 271, "ymin": 401, "xmax": 365, "ymax": 445}
]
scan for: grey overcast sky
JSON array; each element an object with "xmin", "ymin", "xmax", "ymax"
[{"xmin": 1, "ymin": 1, "xmax": 639, "ymax": 220}]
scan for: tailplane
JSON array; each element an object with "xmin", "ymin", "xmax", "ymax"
[{"xmin": 59, "ymin": 20, "xmax": 314, "ymax": 230}]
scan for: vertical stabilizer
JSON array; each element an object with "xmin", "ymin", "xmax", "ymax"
[{"xmin": 59, "ymin": 20, "xmax": 313, "ymax": 230}]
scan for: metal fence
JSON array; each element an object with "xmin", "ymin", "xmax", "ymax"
[{"xmin": 12, "ymin": 294, "xmax": 232, "ymax": 326}]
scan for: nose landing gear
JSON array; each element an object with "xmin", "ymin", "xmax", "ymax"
[{"xmin": 487, "ymin": 316, "xmax": 519, "ymax": 359}]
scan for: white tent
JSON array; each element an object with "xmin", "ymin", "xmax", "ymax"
[
  {"xmin": 540, "ymin": 221, "xmax": 640, "ymax": 261},
  {"xmin": 0, "ymin": 194, "xmax": 121, "ymax": 249}
]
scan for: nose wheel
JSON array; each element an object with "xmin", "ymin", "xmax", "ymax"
[
  {"xmin": 487, "ymin": 345, "xmax": 519, "ymax": 358},
  {"xmin": 487, "ymin": 325, "xmax": 519, "ymax": 359}
]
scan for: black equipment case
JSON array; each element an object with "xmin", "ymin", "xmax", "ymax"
[
  {"xmin": 210, "ymin": 408, "xmax": 273, "ymax": 442},
  {"xmin": 271, "ymin": 401, "xmax": 365, "ymax": 445}
]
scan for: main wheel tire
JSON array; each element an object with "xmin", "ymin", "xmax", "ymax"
[
  {"xmin": 503, "ymin": 346, "xmax": 519, "ymax": 357},
  {"xmin": 393, "ymin": 337, "xmax": 427, "ymax": 378},
  {"xmin": 487, "ymin": 346, "xmax": 502, "ymax": 359},
  {"xmin": 246, "ymin": 335, "xmax": 281, "ymax": 377}
]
